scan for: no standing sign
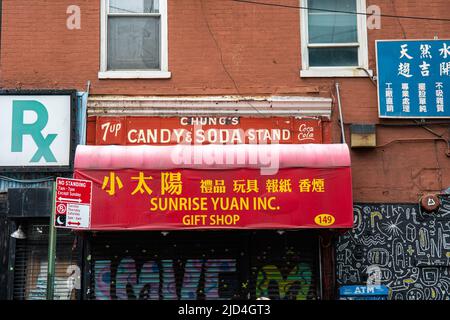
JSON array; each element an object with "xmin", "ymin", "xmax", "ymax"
[{"xmin": 55, "ymin": 177, "xmax": 92, "ymax": 229}]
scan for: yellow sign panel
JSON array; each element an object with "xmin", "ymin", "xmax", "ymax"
[{"xmin": 314, "ymin": 214, "xmax": 335, "ymax": 227}]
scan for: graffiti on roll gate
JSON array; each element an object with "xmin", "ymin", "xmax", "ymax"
[
  {"xmin": 337, "ymin": 200, "xmax": 450, "ymax": 300},
  {"xmin": 92, "ymin": 251, "xmax": 314, "ymax": 300},
  {"xmin": 94, "ymin": 258, "xmax": 238, "ymax": 300}
]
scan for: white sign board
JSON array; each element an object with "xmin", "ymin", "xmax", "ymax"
[{"xmin": 0, "ymin": 93, "xmax": 73, "ymax": 168}]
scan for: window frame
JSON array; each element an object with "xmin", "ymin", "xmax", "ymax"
[
  {"xmin": 99, "ymin": 0, "xmax": 171, "ymax": 79},
  {"xmin": 300, "ymin": 0, "xmax": 371, "ymax": 78}
]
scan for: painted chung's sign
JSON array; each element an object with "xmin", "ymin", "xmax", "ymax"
[
  {"xmin": 377, "ymin": 40, "xmax": 450, "ymax": 118},
  {"xmin": 0, "ymin": 91, "xmax": 75, "ymax": 170},
  {"xmin": 95, "ymin": 117, "xmax": 323, "ymax": 145},
  {"xmin": 74, "ymin": 167, "xmax": 353, "ymax": 230}
]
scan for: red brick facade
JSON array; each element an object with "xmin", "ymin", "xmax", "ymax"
[{"xmin": 1, "ymin": 0, "xmax": 450, "ymax": 202}]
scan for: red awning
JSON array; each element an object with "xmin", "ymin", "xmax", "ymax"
[
  {"xmin": 73, "ymin": 144, "xmax": 353, "ymax": 231},
  {"xmin": 75, "ymin": 144, "xmax": 351, "ymax": 170}
]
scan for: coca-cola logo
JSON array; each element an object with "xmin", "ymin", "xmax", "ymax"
[{"xmin": 298, "ymin": 124, "xmax": 315, "ymax": 141}]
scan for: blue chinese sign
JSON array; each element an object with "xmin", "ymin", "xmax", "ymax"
[{"xmin": 377, "ymin": 40, "xmax": 450, "ymax": 118}]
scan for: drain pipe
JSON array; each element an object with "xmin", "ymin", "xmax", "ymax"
[{"xmin": 335, "ymin": 82, "xmax": 346, "ymax": 144}]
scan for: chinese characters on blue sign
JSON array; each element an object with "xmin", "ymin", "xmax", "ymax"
[{"xmin": 377, "ymin": 40, "xmax": 450, "ymax": 118}]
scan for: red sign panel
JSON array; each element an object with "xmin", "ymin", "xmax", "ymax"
[
  {"xmin": 55, "ymin": 177, "xmax": 92, "ymax": 229},
  {"xmin": 74, "ymin": 168, "xmax": 353, "ymax": 230},
  {"xmin": 95, "ymin": 117, "xmax": 323, "ymax": 145}
]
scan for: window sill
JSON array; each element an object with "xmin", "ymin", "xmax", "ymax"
[
  {"xmin": 300, "ymin": 68, "xmax": 373, "ymax": 78},
  {"xmin": 98, "ymin": 70, "xmax": 172, "ymax": 79}
]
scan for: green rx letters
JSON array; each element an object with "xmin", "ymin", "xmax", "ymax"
[{"xmin": 11, "ymin": 100, "xmax": 57, "ymax": 162}]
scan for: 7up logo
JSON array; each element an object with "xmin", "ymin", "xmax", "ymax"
[
  {"xmin": 12, "ymin": 100, "xmax": 58, "ymax": 162},
  {"xmin": 0, "ymin": 94, "xmax": 72, "ymax": 167}
]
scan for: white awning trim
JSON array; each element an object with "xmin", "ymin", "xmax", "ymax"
[{"xmin": 87, "ymin": 95, "xmax": 333, "ymax": 118}]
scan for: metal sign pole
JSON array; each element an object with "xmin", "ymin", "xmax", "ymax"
[{"xmin": 46, "ymin": 181, "xmax": 57, "ymax": 300}]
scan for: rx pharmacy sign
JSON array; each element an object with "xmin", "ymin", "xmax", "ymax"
[
  {"xmin": 377, "ymin": 40, "xmax": 450, "ymax": 118},
  {"xmin": 0, "ymin": 91, "xmax": 76, "ymax": 171}
]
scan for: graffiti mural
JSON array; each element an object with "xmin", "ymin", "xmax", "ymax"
[
  {"xmin": 94, "ymin": 258, "xmax": 238, "ymax": 300},
  {"xmin": 336, "ymin": 200, "xmax": 450, "ymax": 300},
  {"xmin": 255, "ymin": 263, "xmax": 313, "ymax": 300},
  {"xmin": 90, "ymin": 232, "xmax": 318, "ymax": 300},
  {"xmin": 93, "ymin": 258, "xmax": 316, "ymax": 300}
]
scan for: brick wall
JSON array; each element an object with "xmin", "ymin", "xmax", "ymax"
[{"xmin": 1, "ymin": 0, "xmax": 450, "ymax": 202}]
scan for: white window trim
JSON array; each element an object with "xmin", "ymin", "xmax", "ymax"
[
  {"xmin": 300, "ymin": 0, "xmax": 372, "ymax": 78},
  {"xmin": 99, "ymin": 0, "xmax": 171, "ymax": 79}
]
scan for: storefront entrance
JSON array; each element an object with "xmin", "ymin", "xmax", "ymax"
[
  {"xmin": 78, "ymin": 110, "xmax": 352, "ymax": 301},
  {"xmin": 87, "ymin": 231, "xmax": 320, "ymax": 300}
]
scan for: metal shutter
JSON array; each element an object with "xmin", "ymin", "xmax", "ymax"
[
  {"xmin": 88, "ymin": 231, "xmax": 320, "ymax": 300},
  {"xmin": 249, "ymin": 231, "xmax": 320, "ymax": 300},
  {"xmin": 0, "ymin": 193, "xmax": 9, "ymax": 300},
  {"xmin": 13, "ymin": 221, "xmax": 79, "ymax": 300},
  {"xmin": 89, "ymin": 231, "xmax": 243, "ymax": 300}
]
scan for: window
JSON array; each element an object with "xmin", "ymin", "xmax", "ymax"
[
  {"xmin": 300, "ymin": 0, "xmax": 371, "ymax": 77},
  {"xmin": 99, "ymin": 0, "xmax": 170, "ymax": 79}
]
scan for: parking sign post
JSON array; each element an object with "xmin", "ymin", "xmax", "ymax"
[{"xmin": 46, "ymin": 180, "xmax": 57, "ymax": 300}]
